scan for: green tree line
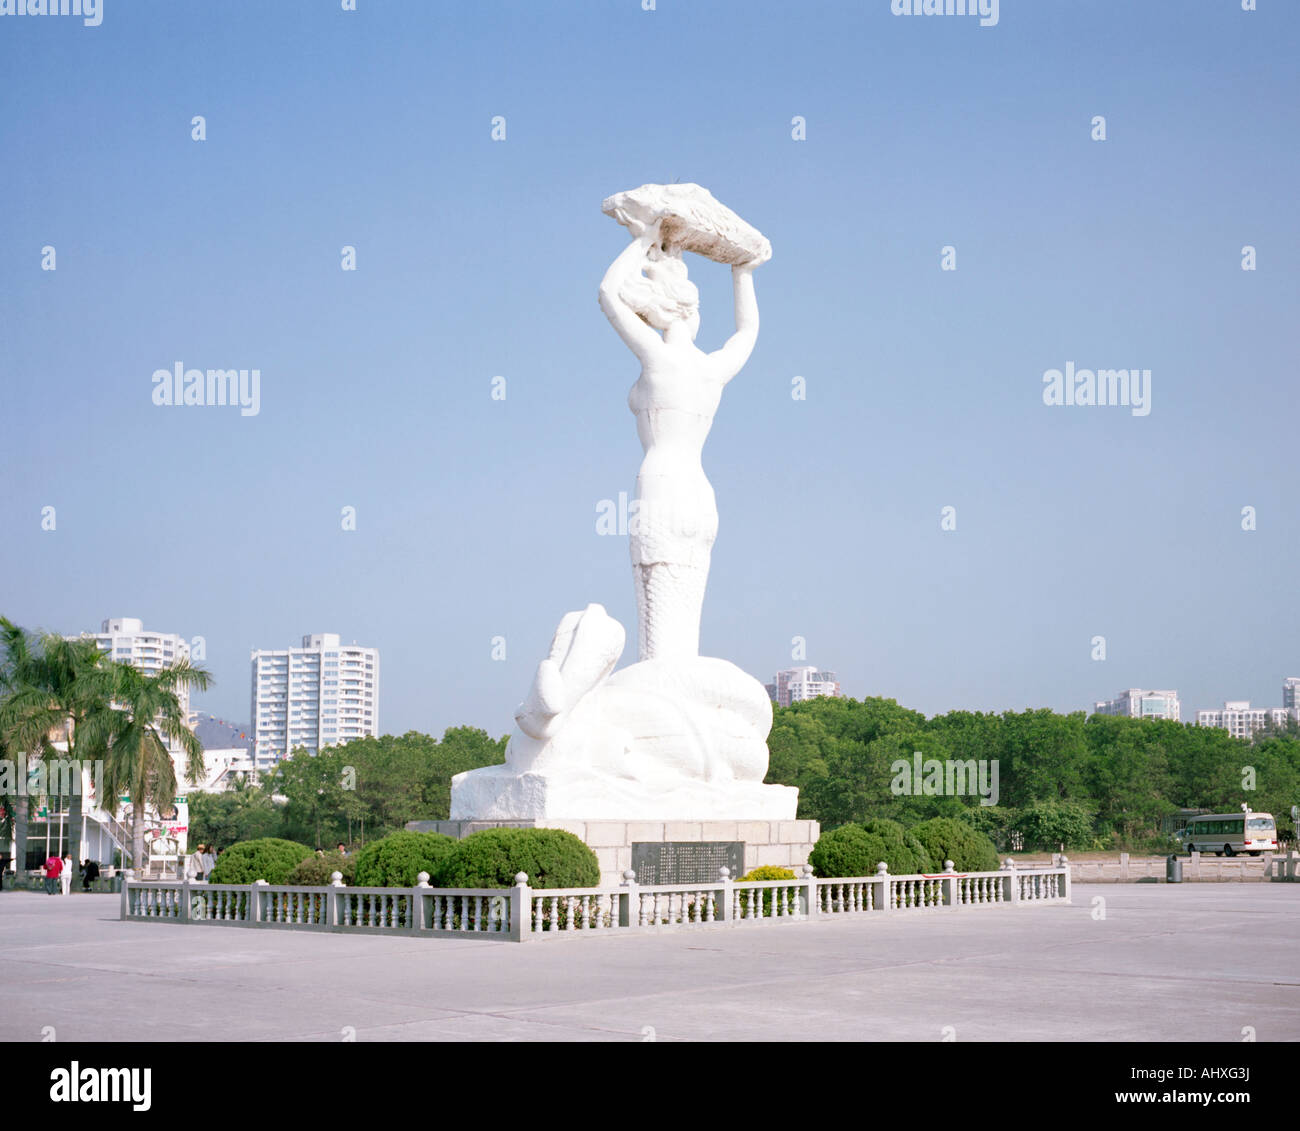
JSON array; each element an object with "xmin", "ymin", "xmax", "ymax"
[
  {"xmin": 765, "ymin": 696, "xmax": 1300, "ymax": 851},
  {"xmin": 189, "ymin": 728, "xmax": 506, "ymax": 850}
]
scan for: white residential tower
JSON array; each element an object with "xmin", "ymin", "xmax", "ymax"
[{"xmin": 250, "ymin": 633, "xmax": 379, "ymax": 769}]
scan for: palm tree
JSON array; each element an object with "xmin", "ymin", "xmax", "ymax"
[
  {"xmin": 0, "ymin": 619, "xmax": 118, "ymax": 869},
  {"xmin": 101, "ymin": 659, "xmax": 211, "ymax": 874},
  {"xmin": 0, "ymin": 618, "xmax": 51, "ymax": 874},
  {"xmin": 30, "ymin": 635, "xmax": 115, "ymax": 867}
]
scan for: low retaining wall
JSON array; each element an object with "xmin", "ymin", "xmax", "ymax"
[
  {"xmin": 1065, "ymin": 851, "xmax": 1290, "ymax": 883},
  {"xmin": 120, "ymin": 859, "xmax": 1070, "ymax": 942}
]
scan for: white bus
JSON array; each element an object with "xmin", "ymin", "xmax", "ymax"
[{"xmin": 1180, "ymin": 810, "xmax": 1277, "ymax": 856}]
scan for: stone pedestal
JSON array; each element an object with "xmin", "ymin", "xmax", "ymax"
[{"xmin": 407, "ymin": 818, "xmax": 820, "ymax": 888}]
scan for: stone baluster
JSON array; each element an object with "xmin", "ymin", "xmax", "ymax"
[
  {"xmin": 251, "ymin": 879, "xmax": 268, "ymax": 926},
  {"xmin": 1059, "ymin": 856, "xmax": 1071, "ymax": 903},
  {"xmin": 1002, "ymin": 858, "xmax": 1018, "ymax": 905},
  {"xmin": 119, "ymin": 868, "xmax": 134, "ymax": 919},
  {"xmin": 619, "ymin": 869, "xmax": 638, "ymax": 928},
  {"xmin": 717, "ymin": 867, "xmax": 733, "ymax": 923},
  {"xmin": 939, "ymin": 861, "xmax": 954, "ymax": 909},
  {"xmin": 411, "ymin": 872, "xmax": 430, "ymax": 932},
  {"xmin": 874, "ymin": 862, "xmax": 891, "ymax": 913},
  {"xmin": 795, "ymin": 865, "xmax": 812, "ymax": 920}
]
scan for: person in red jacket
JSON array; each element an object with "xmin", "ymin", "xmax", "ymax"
[{"xmin": 43, "ymin": 854, "xmax": 62, "ymax": 895}]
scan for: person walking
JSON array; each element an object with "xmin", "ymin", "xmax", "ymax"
[
  {"xmin": 43, "ymin": 853, "xmax": 62, "ymax": 895},
  {"xmin": 81, "ymin": 859, "xmax": 100, "ymax": 892},
  {"xmin": 185, "ymin": 843, "xmax": 206, "ymax": 881},
  {"xmin": 200, "ymin": 844, "xmax": 216, "ymax": 878},
  {"xmin": 60, "ymin": 853, "xmax": 73, "ymax": 896}
]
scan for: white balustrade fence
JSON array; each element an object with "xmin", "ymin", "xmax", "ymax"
[{"xmin": 121, "ymin": 858, "xmax": 1070, "ymax": 942}]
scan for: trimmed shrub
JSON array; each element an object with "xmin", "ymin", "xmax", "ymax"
[
  {"xmin": 207, "ymin": 838, "xmax": 313, "ymax": 885},
  {"xmin": 432, "ymin": 828, "xmax": 599, "ymax": 890},
  {"xmin": 909, "ymin": 817, "xmax": 999, "ymax": 873},
  {"xmin": 737, "ymin": 865, "xmax": 799, "ymax": 918},
  {"xmin": 352, "ymin": 831, "xmax": 458, "ymax": 888},
  {"xmin": 809, "ymin": 820, "xmax": 935, "ymax": 878},
  {"xmin": 858, "ymin": 818, "xmax": 934, "ymax": 875},
  {"xmin": 285, "ymin": 850, "xmax": 356, "ymax": 887},
  {"xmin": 808, "ymin": 826, "xmax": 880, "ymax": 878}
]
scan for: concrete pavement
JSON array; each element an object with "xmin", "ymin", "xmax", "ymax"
[{"xmin": 1, "ymin": 884, "xmax": 1296, "ymax": 1041}]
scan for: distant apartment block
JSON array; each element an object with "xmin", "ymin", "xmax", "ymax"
[
  {"xmin": 250, "ymin": 633, "xmax": 379, "ymax": 769},
  {"xmin": 766, "ymin": 666, "xmax": 842, "ymax": 708},
  {"xmin": 1195, "ymin": 700, "xmax": 1293, "ymax": 739},
  {"xmin": 1092, "ymin": 688, "xmax": 1181, "ymax": 722},
  {"xmin": 76, "ymin": 617, "xmax": 193, "ymax": 719},
  {"xmin": 1283, "ymin": 678, "xmax": 1300, "ymax": 711}
]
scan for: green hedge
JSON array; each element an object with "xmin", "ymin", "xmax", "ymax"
[
  {"xmin": 285, "ymin": 850, "xmax": 356, "ymax": 887},
  {"xmin": 808, "ymin": 826, "xmax": 879, "ymax": 878},
  {"xmin": 857, "ymin": 818, "xmax": 934, "ymax": 874},
  {"xmin": 809, "ymin": 819, "xmax": 935, "ymax": 878},
  {"xmin": 353, "ymin": 832, "xmax": 459, "ymax": 887},
  {"xmin": 433, "ymin": 828, "xmax": 599, "ymax": 889},
  {"xmin": 909, "ymin": 817, "xmax": 999, "ymax": 872},
  {"xmin": 207, "ymin": 838, "xmax": 313, "ymax": 885}
]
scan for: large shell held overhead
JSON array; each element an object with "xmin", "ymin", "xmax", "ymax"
[{"xmin": 602, "ymin": 183, "xmax": 771, "ymax": 266}]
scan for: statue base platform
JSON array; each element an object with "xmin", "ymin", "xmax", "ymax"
[
  {"xmin": 406, "ymin": 816, "xmax": 820, "ymax": 888},
  {"xmin": 449, "ymin": 761, "xmax": 796, "ymax": 824}
]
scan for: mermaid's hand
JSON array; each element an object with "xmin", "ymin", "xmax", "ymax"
[
  {"xmin": 616, "ymin": 209, "xmax": 662, "ymax": 244},
  {"xmin": 736, "ymin": 243, "xmax": 772, "ymax": 271}
]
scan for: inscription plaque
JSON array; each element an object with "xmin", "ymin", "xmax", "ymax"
[{"xmin": 631, "ymin": 841, "xmax": 744, "ymax": 886}]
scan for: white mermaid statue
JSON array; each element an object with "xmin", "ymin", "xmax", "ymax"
[{"xmin": 450, "ymin": 184, "xmax": 797, "ymax": 820}]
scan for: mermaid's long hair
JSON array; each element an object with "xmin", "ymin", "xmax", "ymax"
[{"xmin": 620, "ymin": 247, "xmax": 699, "ymax": 328}]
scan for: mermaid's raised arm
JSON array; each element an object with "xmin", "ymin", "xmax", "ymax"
[
  {"xmin": 710, "ymin": 254, "xmax": 766, "ymax": 382},
  {"xmin": 598, "ymin": 216, "xmax": 663, "ymax": 363}
]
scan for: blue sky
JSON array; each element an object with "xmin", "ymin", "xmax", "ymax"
[{"xmin": 1, "ymin": 0, "xmax": 1297, "ymax": 738}]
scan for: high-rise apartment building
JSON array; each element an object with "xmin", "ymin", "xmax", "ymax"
[
  {"xmin": 76, "ymin": 616, "xmax": 193, "ymax": 724},
  {"xmin": 1283, "ymin": 678, "xmax": 1300, "ymax": 711},
  {"xmin": 765, "ymin": 666, "xmax": 842, "ymax": 708},
  {"xmin": 250, "ymin": 633, "xmax": 379, "ymax": 769},
  {"xmin": 1092, "ymin": 688, "xmax": 1181, "ymax": 722},
  {"xmin": 1195, "ymin": 701, "xmax": 1293, "ymax": 739}
]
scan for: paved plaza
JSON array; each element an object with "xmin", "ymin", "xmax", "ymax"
[{"xmin": 1, "ymin": 884, "xmax": 1296, "ymax": 1042}]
